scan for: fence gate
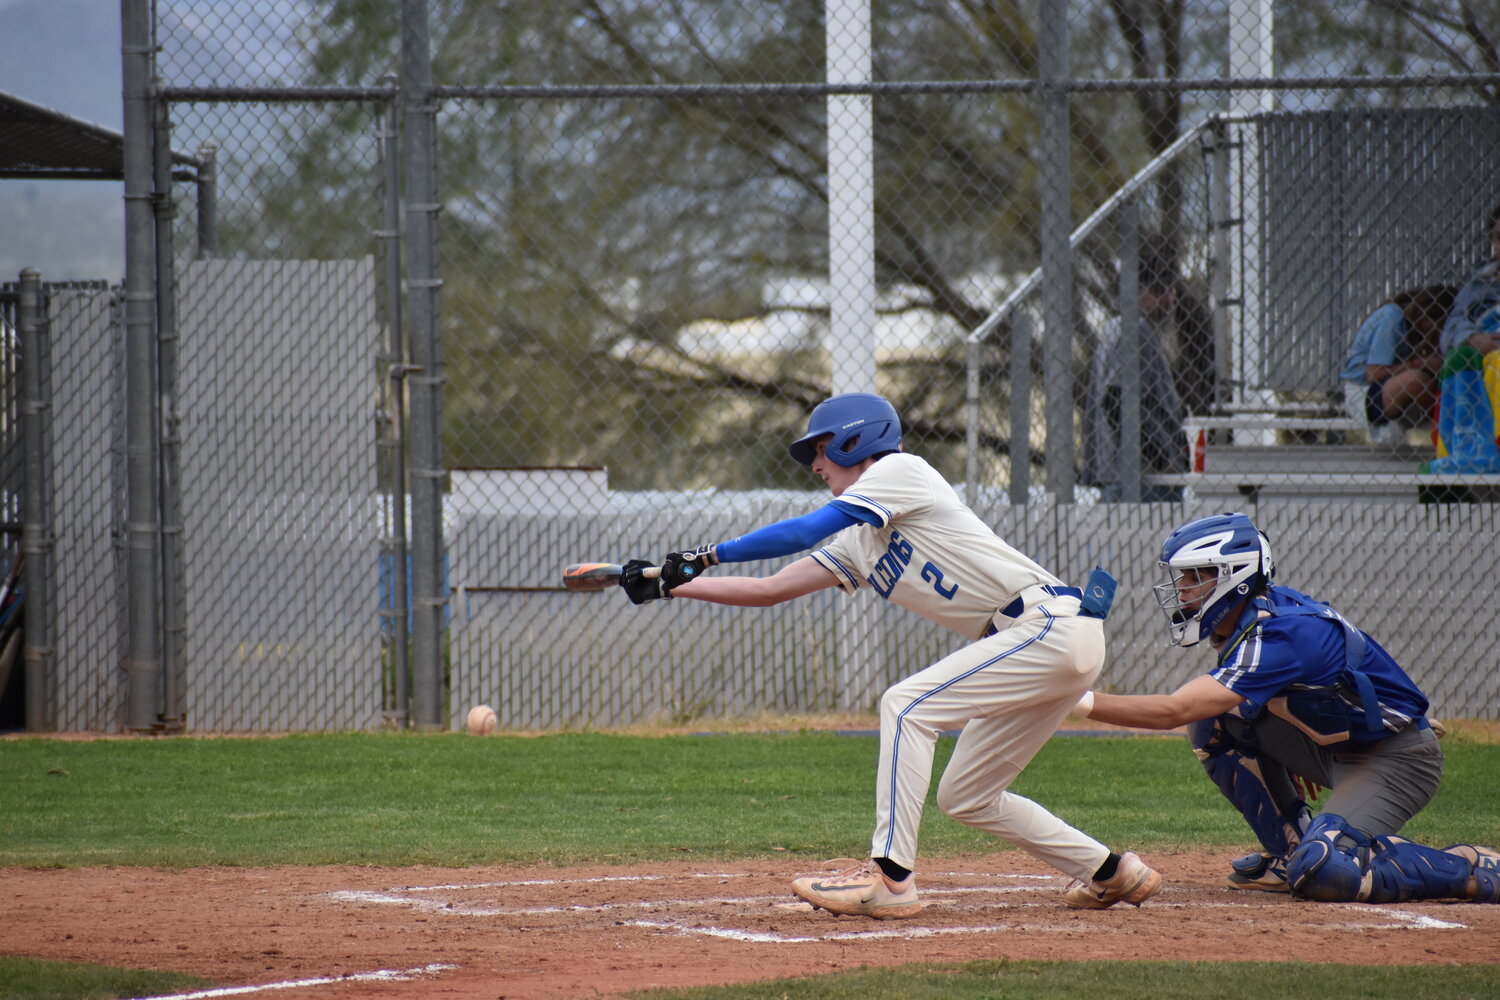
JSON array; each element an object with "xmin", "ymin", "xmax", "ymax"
[{"xmin": 2, "ymin": 263, "xmax": 382, "ymax": 732}]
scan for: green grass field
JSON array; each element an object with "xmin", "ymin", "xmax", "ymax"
[
  {"xmin": 0, "ymin": 956, "xmax": 208, "ymax": 1000},
  {"xmin": 3, "ymin": 728, "xmax": 1498, "ymax": 999},
  {"xmin": 633, "ymin": 959, "xmax": 1500, "ymax": 1000}
]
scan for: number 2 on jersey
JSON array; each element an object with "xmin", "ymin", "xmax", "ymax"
[
  {"xmin": 921, "ymin": 562, "xmax": 958, "ymax": 600},
  {"xmin": 866, "ymin": 531, "xmax": 959, "ymax": 601}
]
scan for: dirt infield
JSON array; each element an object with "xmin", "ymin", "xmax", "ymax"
[{"xmin": 5, "ymin": 852, "xmax": 1499, "ymax": 999}]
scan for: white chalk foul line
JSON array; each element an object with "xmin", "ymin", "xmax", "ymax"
[
  {"xmin": 624, "ymin": 898, "xmax": 1468, "ymax": 944},
  {"xmin": 624, "ymin": 919, "xmax": 1038, "ymax": 943},
  {"xmin": 325, "ymin": 875, "xmax": 1470, "ymax": 944},
  {"xmin": 389, "ymin": 870, "xmax": 1052, "ymax": 892},
  {"xmin": 1349, "ymin": 906, "xmax": 1468, "ymax": 931},
  {"xmin": 1146, "ymin": 899, "xmax": 1468, "ymax": 930},
  {"xmin": 127, "ymin": 963, "xmax": 457, "ymax": 1000},
  {"xmin": 329, "ymin": 889, "xmax": 780, "ymax": 918},
  {"xmin": 400, "ymin": 872, "xmax": 746, "ymax": 891},
  {"xmin": 327, "ymin": 874, "xmax": 1066, "ymax": 919}
]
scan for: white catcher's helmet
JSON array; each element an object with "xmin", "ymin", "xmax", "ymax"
[{"xmin": 1154, "ymin": 512, "xmax": 1274, "ymax": 647}]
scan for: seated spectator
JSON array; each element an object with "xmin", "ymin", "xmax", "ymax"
[
  {"xmin": 1340, "ymin": 284, "xmax": 1453, "ymax": 446},
  {"xmin": 1427, "ymin": 303, "xmax": 1500, "ymax": 474},
  {"xmin": 1439, "ymin": 203, "xmax": 1500, "ymax": 357}
]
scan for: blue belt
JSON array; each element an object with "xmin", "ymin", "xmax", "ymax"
[
  {"xmin": 981, "ymin": 585, "xmax": 1082, "ymax": 637},
  {"xmin": 999, "ymin": 585, "xmax": 1081, "ymax": 619}
]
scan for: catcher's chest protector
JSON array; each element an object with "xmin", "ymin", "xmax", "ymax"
[{"xmin": 1220, "ymin": 592, "xmax": 1391, "ymax": 748}]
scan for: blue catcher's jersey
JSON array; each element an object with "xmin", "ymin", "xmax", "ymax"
[{"xmin": 1211, "ymin": 585, "xmax": 1429, "ymax": 745}]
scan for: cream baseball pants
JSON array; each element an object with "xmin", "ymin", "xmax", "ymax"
[{"xmin": 870, "ymin": 600, "xmax": 1110, "ymax": 880}]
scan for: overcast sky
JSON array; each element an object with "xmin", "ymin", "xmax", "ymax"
[{"xmin": 0, "ymin": 0, "xmax": 124, "ymax": 279}]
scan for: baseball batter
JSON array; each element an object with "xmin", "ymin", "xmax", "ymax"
[
  {"xmin": 1076, "ymin": 511, "xmax": 1500, "ymax": 904},
  {"xmin": 618, "ymin": 393, "xmax": 1161, "ymax": 917}
]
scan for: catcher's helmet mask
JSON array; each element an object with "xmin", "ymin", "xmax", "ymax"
[
  {"xmin": 789, "ymin": 393, "xmax": 904, "ymax": 467},
  {"xmin": 1154, "ymin": 512, "xmax": 1273, "ymax": 647}
]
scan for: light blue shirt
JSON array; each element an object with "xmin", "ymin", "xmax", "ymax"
[
  {"xmin": 1441, "ymin": 260, "xmax": 1500, "ymax": 355},
  {"xmin": 1340, "ymin": 303, "xmax": 1407, "ymax": 382}
]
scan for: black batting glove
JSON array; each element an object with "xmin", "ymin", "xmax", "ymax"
[
  {"xmin": 660, "ymin": 543, "xmax": 718, "ymax": 591},
  {"xmin": 619, "ymin": 559, "xmax": 669, "ymax": 605}
]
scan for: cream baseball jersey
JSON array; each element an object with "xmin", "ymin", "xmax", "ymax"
[{"xmin": 810, "ymin": 453, "xmax": 1064, "ymax": 639}]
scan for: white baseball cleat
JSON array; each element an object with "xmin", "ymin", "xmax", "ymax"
[
  {"xmin": 791, "ymin": 859, "xmax": 925, "ymax": 919},
  {"xmin": 1063, "ymin": 851, "xmax": 1163, "ymax": 909}
]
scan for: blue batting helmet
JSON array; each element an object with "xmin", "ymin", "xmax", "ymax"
[
  {"xmin": 1153, "ymin": 511, "xmax": 1273, "ymax": 647},
  {"xmin": 788, "ymin": 393, "xmax": 903, "ymax": 467}
]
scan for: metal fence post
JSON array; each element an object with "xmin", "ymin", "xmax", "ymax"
[
  {"xmin": 401, "ymin": 0, "xmax": 448, "ymax": 729},
  {"xmin": 195, "ymin": 142, "xmax": 218, "ymax": 260},
  {"xmin": 1039, "ymin": 0, "xmax": 1075, "ymax": 502},
  {"xmin": 122, "ymin": 0, "xmax": 163, "ymax": 732},
  {"xmin": 964, "ymin": 338, "xmax": 980, "ymax": 506},
  {"xmin": 1008, "ymin": 311, "xmax": 1033, "ymax": 506},
  {"xmin": 825, "ymin": 0, "xmax": 877, "ymax": 396},
  {"xmin": 1209, "ymin": 118, "xmax": 1233, "ymax": 415},
  {"xmin": 377, "ymin": 81, "xmax": 411, "ymax": 728},
  {"xmin": 18, "ymin": 269, "xmax": 52, "ymax": 731},
  {"xmin": 1118, "ymin": 200, "xmax": 1143, "ymax": 502},
  {"xmin": 155, "ymin": 81, "xmax": 187, "ymax": 731},
  {"xmin": 1229, "ymin": 0, "xmax": 1275, "ymax": 438}
]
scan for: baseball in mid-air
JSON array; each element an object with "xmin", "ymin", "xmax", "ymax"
[{"xmin": 466, "ymin": 704, "xmax": 498, "ymax": 735}]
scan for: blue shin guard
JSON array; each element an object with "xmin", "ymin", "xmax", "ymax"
[
  {"xmin": 1288, "ymin": 816, "xmax": 1498, "ymax": 903},
  {"xmin": 1192, "ymin": 716, "xmax": 1310, "ymax": 858},
  {"xmin": 1364, "ymin": 837, "xmax": 1478, "ymax": 903}
]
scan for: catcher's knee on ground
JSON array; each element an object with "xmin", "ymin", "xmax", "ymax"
[
  {"xmin": 1287, "ymin": 813, "xmax": 1500, "ymax": 903},
  {"xmin": 1284, "ymin": 814, "xmax": 1366, "ymax": 901}
]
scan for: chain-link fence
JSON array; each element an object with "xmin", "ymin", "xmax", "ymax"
[
  {"xmin": 0, "ymin": 284, "xmax": 31, "ymax": 731},
  {"xmin": 14, "ymin": 0, "xmax": 1500, "ymax": 731},
  {"xmin": 2, "ymin": 279, "xmax": 117, "ymax": 731}
]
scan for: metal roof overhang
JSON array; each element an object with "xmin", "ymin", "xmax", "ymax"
[{"xmin": 0, "ymin": 90, "xmax": 200, "ymax": 180}]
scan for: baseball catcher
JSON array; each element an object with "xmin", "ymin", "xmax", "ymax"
[{"xmin": 1076, "ymin": 511, "xmax": 1500, "ymax": 904}]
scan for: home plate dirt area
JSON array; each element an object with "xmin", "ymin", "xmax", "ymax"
[{"xmin": 4, "ymin": 853, "xmax": 1498, "ymax": 1000}]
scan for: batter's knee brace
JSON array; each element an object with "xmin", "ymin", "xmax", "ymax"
[{"xmin": 1286, "ymin": 813, "xmax": 1366, "ymax": 902}]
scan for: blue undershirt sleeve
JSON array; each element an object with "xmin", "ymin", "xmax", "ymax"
[{"xmin": 713, "ymin": 503, "xmax": 865, "ymax": 564}]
